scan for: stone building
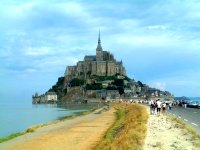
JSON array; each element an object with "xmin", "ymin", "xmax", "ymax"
[
  {"xmin": 64, "ymin": 31, "xmax": 126, "ymax": 81},
  {"xmin": 32, "ymin": 92, "xmax": 57, "ymax": 104}
]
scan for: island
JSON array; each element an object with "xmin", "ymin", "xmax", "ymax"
[{"xmin": 32, "ymin": 31, "xmax": 173, "ymax": 104}]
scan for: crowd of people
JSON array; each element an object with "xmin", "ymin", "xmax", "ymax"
[{"xmin": 149, "ymin": 99, "xmax": 172, "ymax": 115}]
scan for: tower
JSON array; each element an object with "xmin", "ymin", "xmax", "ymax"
[{"xmin": 96, "ymin": 30, "xmax": 103, "ymax": 61}]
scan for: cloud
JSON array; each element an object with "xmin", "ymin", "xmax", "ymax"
[
  {"xmin": 147, "ymin": 69, "xmax": 200, "ymax": 96},
  {"xmin": 147, "ymin": 25, "xmax": 167, "ymax": 30},
  {"xmin": 1, "ymin": 0, "xmax": 200, "ymax": 99},
  {"xmin": 154, "ymin": 82, "xmax": 166, "ymax": 91},
  {"xmin": 25, "ymin": 68, "xmax": 37, "ymax": 73},
  {"xmin": 23, "ymin": 46, "xmax": 54, "ymax": 56},
  {"xmin": 114, "ymin": 34, "xmax": 174, "ymax": 47}
]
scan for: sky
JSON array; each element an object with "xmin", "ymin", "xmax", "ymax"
[{"xmin": 1, "ymin": 0, "xmax": 200, "ymax": 103}]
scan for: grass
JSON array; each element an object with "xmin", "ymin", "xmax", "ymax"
[
  {"xmin": 0, "ymin": 132, "xmax": 25, "ymax": 143},
  {"xmin": 93, "ymin": 103, "xmax": 148, "ymax": 150},
  {"xmin": 166, "ymin": 113, "xmax": 200, "ymax": 147},
  {"xmin": 0, "ymin": 107, "xmax": 100, "ymax": 143}
]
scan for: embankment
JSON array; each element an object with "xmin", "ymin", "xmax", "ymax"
[{"xmin": 0, "ymin": 106, "xmax": 115, "ymax": 150}]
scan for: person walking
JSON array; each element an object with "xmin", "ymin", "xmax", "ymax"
[
  {"xmin": 168, "ymin": 102, "xmax": 172, "ymax": 110},
  {"xmin": 156, "ymin": 99, "xmax": 162, "ymax": 116},
  {"xmin": 162, "ymin": 102, "xmax": 166, "ymax": 113},
  {"xmin": 149, "ymin": 100, "xmax": 154, "ymax": 115},
  {"xmin": 154, "ymin": 100, "xmax": 157, "ymax": 115}
]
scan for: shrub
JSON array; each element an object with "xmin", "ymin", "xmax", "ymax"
[{"xmin": 70, "ymin": 78, "xmax": 85, "ymax": 87}]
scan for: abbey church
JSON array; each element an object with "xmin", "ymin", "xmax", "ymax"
[{"xmin": 65, "ymin": 32, "xmax": 126, "ymax": 80}]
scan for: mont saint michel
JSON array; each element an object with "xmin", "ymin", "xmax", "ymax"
[
  {"xmin": 65, "ymin": 31, "xmax": 126, "ymax": 79},
  {"xmin": 32, "ymin": 32, "xmax": 173, "ymax": 104}
]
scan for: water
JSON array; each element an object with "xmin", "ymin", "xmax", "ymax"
[
  {"xmin": 175, "ymin": 97, "xmax": 200, "ymax": 102},
  {"xmin": 0, "ymin": 102, "xmax": 102, "ymax": 138},
  {"xmin": 189, "ymin": 97, "xmax": 200, "ymax": 102}
]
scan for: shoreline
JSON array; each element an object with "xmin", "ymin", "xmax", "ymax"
[
  {"xmin": 0, "ymin": 105, "xmax": 114, "ymax": 150},
  {"xmin": 1, "ymin": 103, "xmax": 199, "ymax": 150},
  {"xmin": 0, "ymin": 105, "xmax": 103, "ymax": 143}
]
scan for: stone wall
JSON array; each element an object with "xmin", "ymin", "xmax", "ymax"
[
  {"xmin": 91, "ymin": 61, "xmax": 97, "ymax": 75},
  {"xmin": 96, "ymin": 61, "xmax": 106, "ymax": 76},
  {"xmin": 85, "ymin": 90, "xmax": 97, "ymax": 98},
  {"xmin": 96, "ymin": 50, "xmax": 103, "ymax": 61},
  {"xmin": 107, "ymin": 61, "xmax": 116, "ymax": 76}
]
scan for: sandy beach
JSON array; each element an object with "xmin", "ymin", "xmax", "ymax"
[{"xmin": 0, "ymin": 104, "xmax": 199, "ymax": 150}]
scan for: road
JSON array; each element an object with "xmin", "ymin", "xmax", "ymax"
[{"xmin": 167, "ymin": 106, "xmax": 200, "ymax": 135}]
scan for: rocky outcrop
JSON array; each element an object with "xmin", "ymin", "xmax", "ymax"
[{"xmin": 60, "ymin": 87, "xmax": 84, "ymax": 102}]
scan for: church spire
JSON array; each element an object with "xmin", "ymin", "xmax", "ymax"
[
  {"xmin": 96, "ymin": 29, "xmax": 102, "ymax": 51},
  {"xmin": 98, "ymin": 29, "xmax": 101, "ymax": 44}
]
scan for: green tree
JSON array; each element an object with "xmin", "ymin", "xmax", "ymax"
[
  {"xmin": 85, "ymin": 83, "xmax": 103, "ymax": 90},
  {"xmin": 95, "ymin": 75, "xmax": 116, "ymax": 81},
  {"xmin": 106, "ymin": 85, "xmax": 117, "ymax": 90},
  {"xmin": 114, "ymin": 79, "xmax": 124, "ymax": 86},
  {"xmin": 124, "ymin": 76, "xmax": 131, "ymax": 81},
  {"xmin": 87, "ymin": 71, "xmax": 91, "ymax": 76},
  {"xmin": 137, "ymin": 81, "xmax": 143, "ymax": 87},
  {"xmin": 70, "ymin": 78, "xmax": 85, "ymax": 87},
  {"xmin": 117, "ymin": 86, "xmax": 124, "ymax": 95}
]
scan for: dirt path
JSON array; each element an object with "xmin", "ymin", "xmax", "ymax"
[
  {"xmin": 144, "ymin": 107, "xmax": 198, "ymax": 150},
  {"xmin": 0, "ymin": 107, "xmax": 116, "ymax": 150}
]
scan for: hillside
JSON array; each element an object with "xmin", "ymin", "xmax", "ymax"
[{"xmin": 48, "ymin": 73, "xmax": 173, "ymax": 102}]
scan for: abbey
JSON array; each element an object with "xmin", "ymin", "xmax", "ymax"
[
  {"xmin": 64, "ymin": 31, "xmax": 126, "ymax": 80},
  {"xmin": 32, "ymin": 32, "xmax": 174, "ymax": 103}
]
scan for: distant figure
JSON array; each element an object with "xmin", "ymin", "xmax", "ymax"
[
  {"xmin": 149, "ymin": 100, "xmax": 154, "ymax": 115},
  {"xmin": 156, "ymin": 99, "xmax": 162, "ymax": 116},
  {"xmin": 162, "ymin": 102, "xmax": 166, "ymax": 112},
  {"xmin": 184, "ymin": 103, "xmax": 187, "ymax": 108},
  {"xmin": 168, "ymin": 102, "xmax": 172, "ymax": 110}
]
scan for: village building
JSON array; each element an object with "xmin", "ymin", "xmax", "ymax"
[{"xmin": 32, "ymin": 92, "xmax": 57, "ymax": 104}]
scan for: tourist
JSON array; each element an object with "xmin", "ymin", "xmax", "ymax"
[
  {"xmin": 162, "ymin": 102, "xmax": 166, "ymax": 113},
  {"xmin": 154, "ymin": 100, "xmax": 157, "ymax": 115},
  {"xmin": 168, "ymin": 102, "xmax": 172, "ymax": 110},
  {"xmin": 149, "ymin": 100, "xmax": 154, "ymax": 115},
  {"xmin": 156, "ymin": 99, "xmax": 162, "ymax": 116},
  {"xmin": 184, "ymin": 103, "xmax": 187, "ymax": 108}
]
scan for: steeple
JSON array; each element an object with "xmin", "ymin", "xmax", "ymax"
[{"xmin": 96, "ymin": 29, "xmax": 102, "ymax": 51}]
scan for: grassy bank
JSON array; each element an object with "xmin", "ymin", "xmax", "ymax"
[
  {"xmin": 93, "ymin": 103, "xmax": 148, "ymax": 150},
  {"xmin": 166, "ymin": 113, "xmax": 200, "ymax": 147},
  {"xmin": 0, "ymin": 106, "xmax": 101, "ymax": 143}
]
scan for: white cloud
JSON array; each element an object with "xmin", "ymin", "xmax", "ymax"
[
  {"xmin": 155, "ymin": 82, "xmax": 166, "ymax": 91},
  {"xmin": 118, "ymin": 19, "xmax": 140, "ymax": 29},
  {"xmin": 147, "ymin": 69, "xmax": 200, "ymax": 96},
  {"xmin": 25, "ymin": 68, "xmax": 37, "ymax": 73},
  {"xmin": 23, "ymin": 46, "xmax": 54, "ymax": 56},
  {"xmin": 114, "ymin": 34, "xmax": 175, "ymax": 47},
  {"xmin": 56, "ymin": 2, "xmax": 90, "ymax": 19},
  {"xmin": 29, "ymin": 55, "xmax": 81, "ymax": 73},
  {"xmin": 147, "ymin": 25, "xmax": 167, "ymax": 30},
  {"xmin": 0, "ymin": 2, "xmax": 36, "ymax": 19}
]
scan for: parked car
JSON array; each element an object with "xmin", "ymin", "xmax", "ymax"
[
  {"xmin": 197, "ymin": 101, "xmax": 200, "ymax": 109},
  {"xmin": 187, "ymin": 101, "xmax": 199, "ymax": 108}
]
